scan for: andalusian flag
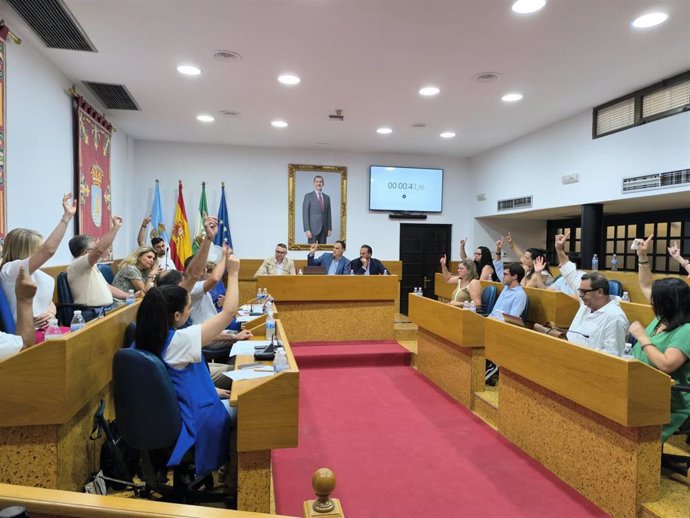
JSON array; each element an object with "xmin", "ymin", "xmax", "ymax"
[
  {"xmin": 169, "ymin": 181, "xmax": 192, "ymax": 270},
  {"xmin": 192, "ymin": 181, "xmax": 208, "ymax": 254}
]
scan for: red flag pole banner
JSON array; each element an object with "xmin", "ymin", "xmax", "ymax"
[
  {"xmin": 74, "ymin": 96, "xmax": 113, "ymax": 258},
  {"xmin": 170, "ymin": 180, "xmax": 192, "ymax": 270},
  {"xmin": 0, "ymin": 23, "xmax": 10, "ymax": 244}
]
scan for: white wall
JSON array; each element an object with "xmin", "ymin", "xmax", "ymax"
[
  {"xmin": 133, "ymin": 141, "xmax": 470, "ymax": 260},
  {"xmin": 468, "ymin": 109, "xmax": 690, "ymax": 259},
  {"xmin": 3, "ymin": 29, "xmax": 134, "ymax": 264}
]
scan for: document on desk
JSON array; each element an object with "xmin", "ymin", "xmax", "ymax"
[
  {"xmin": 235, "ymin": 315, "xmax": 260, "ymax": 323},
  {"xmin": 229, "ymin": 342, "xmax": 264, "ymax": 356},
  {"xmin": 224, "ymin": 369, "xmax": 275, "ymax": 381}
]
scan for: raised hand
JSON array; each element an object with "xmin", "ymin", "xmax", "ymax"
[
  {"xmin": 460, "ymin": 237, "xmax": 467, "ymax": 248},
  {"xmin": 15, "ymin": 266, "xmax": 37, "ymax": 302},
  {"xmin": 506, "ymin": 232, "xmax": 513, "ymax": 244},
  {"xmin": 204, "ymin": 215, "xmax": 219, "ymax": 240},
  {"xmin": 141, "ymin": 215, "xmax": 152, "ymax": 227},
  {"xmin": 667, "ymin": 240, "xmax": 681, "ymax": 262},
  {"xmin": 555, "ymin": 231, "xmax": 570, "ymax": 251},
  {"xmin": 62, "ymin": 193, "xmax": 77, "ymax": 218},
  {"xmin": 534, "ymin": 256, "xmax": 546, "ymax": 273},
  {"xmin": 226, "ymin": 251, "xmax": 240, "ymax": 276},
  {"xmin": 496, "ymin": 236, "xmax": 504, "ymax": 251},
  {"xmin": 637, "ymin": 234, "xmax": 653, "ymax": 257},
  {"xmin": 112, "ymin": 216, "xmax": 123, "ymax": 228},
  {"xmin": 440, "ymin": 254, "xmax": 447, "ymax": 267}
]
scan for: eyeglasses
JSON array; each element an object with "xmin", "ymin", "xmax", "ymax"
[
  {"xmin": 275, "ymin": 250, "xmax": 286, "ymax": 254},
  {"xmin": 578, "ymin": 288, "xmax": 598, "ymax": 296}
]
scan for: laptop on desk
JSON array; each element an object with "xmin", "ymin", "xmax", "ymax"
[{"xmin": 302, "ymin": 266, "xmax": 326, "ymax": 275}]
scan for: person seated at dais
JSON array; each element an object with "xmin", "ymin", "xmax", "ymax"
[
  {"xmin": 254, "ymin": 243, "xmax": 295, "ymax": 277},
  {"xmin": 502, "ymin": 232, "xmax": 554, "ymax": 288},
  {"xmin": 307, "ymin": 240, "xmax": 350, "ymax": 275},
  {"xmin": 349, "ymin": 244, "xmax": 387, "ymax": 275},
  {"xmin": 489, "ymin": 263, "xmax": 528, "ymax": 320},
  {"xmin": 555, "ymin": 232, "xmax": 628, "ymax": 350},
  {"xmin": 112, "ymin": 246, "xmax": 157, "ymax": 298},
  {"xmin": 459, "ymin": 238, "xmax": 499, "ymax": 281},
  {"xmin": 628, "ymin": 234, "xmax": 690, "ymax": 442},
  {"xmin": 0, "ymin": 194, "xmax": 76, "ymax": 334},
  {"xmin": 137, "ymin": 216, "xmax": 176, "ymax": 270},
  {"xmin": 440, "ymin": 256, "xmax": 481, "ymax": 308}
]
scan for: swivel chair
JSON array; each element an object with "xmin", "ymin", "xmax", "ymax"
[
  {"xmin": 0, "ymin": 284, "xmax": 16, "ymax": 334},
  {"xmin": 56, "ymin": 272, "xmax": 91, "ymax": 326},
  {"xmin": 478, "ymin": 285, "xmax": 498, "ymax": 317},
  {"xmin": 112, "ymin": 348, "xmax": 233, "ymax": 506},
  {"xmin": 608, "ymin": 280, "xmax": 624, "ymax": 298},
  {"xmin": 97, "ymin": 263, "xmax": 115, "ymax": 284}
]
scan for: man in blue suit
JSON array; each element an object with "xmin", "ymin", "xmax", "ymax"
[
  {"xmin": 302, "ymin": 175, "xmax": 332, "ymax": 244},
  {"xmin": 307, "ymin": 240, "xmax": 350, "ymax": 275}
]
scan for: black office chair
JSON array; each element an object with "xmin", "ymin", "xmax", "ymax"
[
  {"xmin": 112, "ymin": 348, "xmax": 233, "ymax": 506},
  {"xmin": 122, "ymin": 322, "xmax": 137, "ymax": 348},
  {"xmin": 608, "ymin": 280, "xmax": 624, "ymax": 298},
  {"xmin": 661, "ymin": 385, "xmax": 690, "ymax": 477},
  {"xmin": 478, "ymin": 285, "xmax": 498, "ymax": 317},
  {"xmin": 520, "ymin": 298, "xmax": 530, "ymax": 324},
  {"xmin": 56, "ymin": 272, "xmax": 92, "ymax": 326}
]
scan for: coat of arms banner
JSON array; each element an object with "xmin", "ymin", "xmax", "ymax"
[{"xmin": 75, "ymin": 96, "xmax": 113, "ymax": 257}]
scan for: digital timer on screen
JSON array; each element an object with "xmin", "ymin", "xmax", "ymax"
[{"xmin": 369, "ymin": 166, "xmax": 443, "ymax": 212}]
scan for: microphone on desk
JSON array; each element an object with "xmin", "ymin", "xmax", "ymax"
[
  {"xmin": 564, "ymin": 328, "xmax": 590, "ymax": 339},
  {"xmin": 268, "ymin": 263, "xmax": 293, "ymax": 275}
]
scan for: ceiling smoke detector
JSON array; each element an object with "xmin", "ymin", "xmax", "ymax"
[
  {"xmin": 472, "ymin": 72, "xmax": 501, "ymax": 83},
  {"xmin": 212, "ymin": 50, "xmax": 243, "ymax": 63}
]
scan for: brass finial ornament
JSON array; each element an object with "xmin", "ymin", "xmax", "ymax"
[{"xmin": 311, "ymin": 468, "xmax": 336, "ymax": 513}]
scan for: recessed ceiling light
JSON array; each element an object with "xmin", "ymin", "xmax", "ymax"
[
  {"xmin": 440, "ymin": 132, "xmax": 456, "ymax": 138},
  {"xmin": 196, "ymin": 114, "xmax": 214, "ymax": 122},
  {"xmin": 177, "ymin": 65, "xmax": 201, "ymax": 76},
  {"xmin": 377, "ymin": 127, "xmax": 393, "ymax": 134},
  {"xmin": 278, "ymin": 74, "xmax": 301, "ymax": 85},
  {"xmin": 501, "ymin": 93, "xmax": 524, "ymax": 102},
  {"xmin": 511, "ymin": 0, "xmax": 546, "ymax": 14},
  {"xmin": 632, "ymin": 12, "xmax": 668, "ymax": 28},
  {"xmin": 271, "ymin": 120, "xmax": 288, "ymax": 128},
  {"xmin": 419, "ymin": 86, "xmax": 440, "ymax": 96}
]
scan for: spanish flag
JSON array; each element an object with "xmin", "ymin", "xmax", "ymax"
[{"xmin": 169, "ymin": 181, "xmax": 192, "ymax": 270}]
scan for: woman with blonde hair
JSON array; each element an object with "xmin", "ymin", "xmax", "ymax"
[
  {"xmin": 0, "ymin": 194, "xmax": 76, "ymax": 331},
  {"xmin": 440, "ymin": 256, "xmax": 482, "ymax": 308},
  {"xmin": 112, "ymin": 246, "xmax": 157, "ymax": 297}
]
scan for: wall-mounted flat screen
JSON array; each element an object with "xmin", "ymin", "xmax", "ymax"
[{"xmin": 369, "ymin": 165, "xmax": 443, "ymax": 212}]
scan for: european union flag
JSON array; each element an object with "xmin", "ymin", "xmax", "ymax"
[{"xmin": 214, "ymin": 183, "xmax": 233, "ymax": 249}]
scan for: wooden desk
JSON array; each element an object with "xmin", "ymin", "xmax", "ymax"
[
  {"xmin": 620, "ymin": 300, "xmax": 655, "ymax": 325},
  {"xmin": 484, "ymin": 318, "xmax": 670, "ymax": 518},
  {"xmin": 0, "ymin": 303, "xmax": 139, "ymax": 491},
  {"xmin": 231, "ymin": 321, "xmax": 299, "ymax": 513},
  {"xmin": 408, "ymin": 295, "xmax": 486, "ymax": 409},
  {"xmin": 522, "ymin": 286, "xmax": 579, "ymax": 327},
  {"xmin": 257, "ymin": 275, "xmax": 397, "ymax": 342}
]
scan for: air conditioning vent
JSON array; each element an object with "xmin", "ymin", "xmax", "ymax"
[
  {"xmin": 82, "ymin": 82, "xmax": 140, "ymax": 110},
  {"xmin": 622, "ymin": 169, "xmax": 690, "ymax": 194},
  {"xmin": 5, "ymin": 0, "xmax": 96, "ymax": 51},
  {"xmin": 497, "ymin": 196, "xmax": 532, "ymax": 211}
]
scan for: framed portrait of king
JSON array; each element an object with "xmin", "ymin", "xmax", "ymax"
[{"xmin": 288, "ymin": 164, "xmax": 347, "ymax": 251}]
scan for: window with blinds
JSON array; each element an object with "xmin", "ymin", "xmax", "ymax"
[{"xmin": 593, "ymin": 70, "xmax": 690, "ymax": 139}]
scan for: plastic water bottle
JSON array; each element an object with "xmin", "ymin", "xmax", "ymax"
[
  {"xmin": 44, "ymin": 319, "xmax": 62, "ymax": 340},
  {"xmin": 125, "ymin": 289, "xmax": 135, "ymax": 305},
  {"xmin": 610, "ymin": 254, "xmax": 618, "ymax": 271},
  {"xmin": 384, "ymin": 269, "xmax": 389, "ymax": 275},
  {"xmin": 265, "ymin": 310, "xmax": 276, "ymax": 340},
  {"xmin": 350, "ymin": 269, "xmax": 354, "ymax": 275},
  {"xmin": 591, "ymin": 254, "xmax": 599, "ymax": 271},
  {"xmin": 621, "ymin": 291, "xmax": 630, "ymax": 302},
  {"xmin": 469, "ymin": 302, "xmax": 477, "ymax": 313},
  {"xmin": 70, "ymin": 310, "xmax": 86, "ymax": 332},
  {"xmin": 623, "ymin": 342, "xmax": 633, "ymax": 358},
  {"xmin": 256, "ymin": 287, "xmax": 262, "ymax": 301},
  {"xmin": 274, "ymin": 347, "xmax": 288, "ymax": 372},
  {"xmin": 298, "ymin": 268, "xmax": 303, "ymax": 275}
]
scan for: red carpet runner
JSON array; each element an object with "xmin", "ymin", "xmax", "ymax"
[{"xmin": 273, "ymin": 341, "xmax": 608, "ymax": 518}]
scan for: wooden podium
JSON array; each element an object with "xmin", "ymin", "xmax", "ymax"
[
  {"xmin": 484, "ymin": 318, "xmax": 670, "ymax": 518},
  {"xmin": 231, "ymin": 320, "xmax": 299, "ymax": 513},
  {"xmin": 257, "ymin": 275, "xmax": 397, "ymax": 342},
  {"xmin": 408, "ymin": 295, "xmax": 486, "ymax": 409},
  {"xmin": 0, "ymin": 303, "xmax": 139, "ymax": 490}
]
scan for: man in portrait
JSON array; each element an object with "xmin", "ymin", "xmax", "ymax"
[{"xmin": 302, "ymin": 175, "xmax": 332, "ymax": 244}]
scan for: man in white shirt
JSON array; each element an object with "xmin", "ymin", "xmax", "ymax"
[
  {"xmin": 66, "ymin": 216, "xmax": 135, "ymax": 315},
  {"xmin": 253, "ymin": 243, "xmax": 296, "ymax": 277},
  {"xmin": 555, "ymin": 232, "xmax": 629, "ymax": 350},
  {"xmin": 0, "ymin": 266, "xmax": 37, "ymax": 361}
]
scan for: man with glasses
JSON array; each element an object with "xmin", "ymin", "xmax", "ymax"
[
  {"xmin": 555, "ymin": 232, "xmax": 628, "ymax": 349},
  {"xmin": 254, "ymin": 243, "xmax": 296, "ymax": 277},
  {"xmin": 489, "ymin": 263, "xmax": 528, "ymax": 320}
]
